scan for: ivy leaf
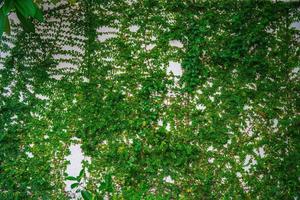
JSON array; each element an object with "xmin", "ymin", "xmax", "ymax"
[
  {"xmin": 81, "ymin": 190, "xmax": 93, "ymax": 200},
  {"xmin": 78, "ymin": 168, "xmax": 84, "ymax": 179},
  {"xmin": 66, "ymin": 176, "xmax": 77, "ymax": 181},
  {"xmin": 70, "ymin": 182, "xmax": 79, "ymax": 189},
  {"xmin": 16, "ymin": 10, "xmax": 35, "ymax": 32},
  {"xmin": 15, "ymin": 0, "xmax": 36, "ymax": 18}
]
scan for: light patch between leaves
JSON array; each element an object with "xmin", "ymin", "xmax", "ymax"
[
  {"xmin": 169, "ymin": 40, "xmax": 183, "ymax": 48},
  {"xmin": 129, "ymin": 25, "xmax": 140, "ymax": 32},
  {"xmin": 167, "ymin": 61, "xmax": 182, "ymax": 76},
  {"xmin": 163, "ymin": 175, "xmax": 174, "ymax": 184}
]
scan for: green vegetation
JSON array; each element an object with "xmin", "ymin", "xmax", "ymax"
[
  {"xmin": 0, "ymin": 0, "xmax": 77, "ymax": 37},
  {"xmin": 0, "ymin": 0, "xmax": 299, "ymax": 199}
]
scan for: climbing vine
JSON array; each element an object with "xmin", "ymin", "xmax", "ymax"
[{"xmin": 0, "ymin": 0, "xmax": 299, "ymax": 199}]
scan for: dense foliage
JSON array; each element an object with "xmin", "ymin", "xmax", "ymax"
[
  {"xmin": 0, "ymin": 0, "xmax": 299, "ymax": 199},
  {"xmin": 0, "ymin": 0, "xmax": 78, "ymax": 38}
]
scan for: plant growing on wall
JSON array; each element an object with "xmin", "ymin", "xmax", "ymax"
[
  {"xmin": 0, "ymin": 0, "xmax": 77, "ymax": 38},
  {"xmin": 0, "ymin": 0, "xmax": 299, "ymax": 199}
]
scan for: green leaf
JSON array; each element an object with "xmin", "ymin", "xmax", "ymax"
[
  {"xmin": 79, "ymin": 168, "xmax": 84, "ymax": 179},
  {"xmin": 33, "ymin": 3, "xmax": 44, "ymax": 22},
  {"xmin": 4, "ymin": 14, "xmax": 10, "ymax": 35},
  {"xmin": 2, "ymin": 0, "xmax": 14, "ymax": 15},
  {"xmin": 15, "ymin": 0, "xmax": 36, "ymax": 18},
  {"xmin": 70, "ymin": 182, "xmax": 79, "ymax": 189},
  {"xmin": 0, "ymin": 10, "xmax": 4, "ymax": 38},
  {"xmin": 0, "ymin": 8, "xmax": 9, "ymax": 38},
  {"xmin": 66, "ymin": 176, "xmax": 77, "ymax": 181},
  {"xmin": 68, "ymin": 0, "xmax": 77, "ymax": 5},
  {"xmin": 16, "ymin": 10, "xmax": 35, "ymax": 32},
  {"xmin": 81, "ymin": 190, "xmax": 93, "ymax": 200}
]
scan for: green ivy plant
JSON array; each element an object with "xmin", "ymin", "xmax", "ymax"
[
  {"xmin": 65, "ymin": 169, "xmax": 95, "ymax": 200},
  {"xmin": 0, "ymin": 0, "xmax": 77, "ymax": 38},
  {"xmin": 0, "ymin": 0, "xmax": 44, "ymax": 37},
  {"xmin": 0, "ymin": 0, "xmax": 299, "ymax": 199}
]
